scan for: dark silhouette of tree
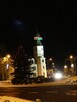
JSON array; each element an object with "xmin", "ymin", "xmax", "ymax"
[
  {"xmin": 12, "ymin": 45, "xmax": 33, "ymax": 83},
  {"xmin": 0, "ymin": 44, "xmax": 7, "ymax": 57}
]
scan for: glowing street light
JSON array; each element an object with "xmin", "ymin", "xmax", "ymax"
[
  {"xmin": 1, "ymin": 54, "xmax": 12, "ymax": 79},
  {"xmin": 47, "ymin": 58, "xmax": 55, "ymax": 69},
  {"xmin": 69, "ymin": 55, "xmax": 77, "ymax": 75},
  {"xmin": 6, "ymin": 54, "xmax": 11, "ymax": 58},
  {"xmin": 64, "ymin": 65, "xmax": 68, "ymax": 76},
  {"xmin": 49, "ymin": 58, "xmax": 52, "ymax": 61},
  {"xmin": 64, "ymin": 65, "xmax": 67, "ymax": 68},
  {"xmin": 71, "ymin": 63, "xmax": 74, "ymax": 68},
  {"xmin": 64, "ymin": 55, "xmax": 77, "ymax": 76},
  {"xmin": 70, "ymin": 55, "xmax": 73, "ymax": 59}
]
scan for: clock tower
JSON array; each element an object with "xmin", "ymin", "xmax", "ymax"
[{"xmin": 34, "ymin": 33, "xmax": 47, "ymax": 77}]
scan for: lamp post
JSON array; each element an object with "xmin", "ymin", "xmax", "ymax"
[
  {"xmin": 47, "ymin": 58, "xmax": 55, "ymax": 77},
  {"xmin": 69, "ymin": 55, "xmax": 77, "ymax": 75},
  {"xmin": 64, "ymin": 65, "xmax": 68, "ymax": 76},
  {"xmin": 2, "ymin": 54, "xmax": 11, "ymax": 80},
  {"xmin": 47, "ymin": 58, "xmax": 56, "ymax": 69},
  {"xmin": 0, "ymin": 54, "xmax": 14, "ymax": 80},
  {"xmin": 64, "ymin": 55, "xmax": 77, "ymax": 76}
]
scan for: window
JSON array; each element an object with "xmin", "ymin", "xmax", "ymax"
[
  {"xmin": 32, "ymin": 67, "xmax": 36, "ymax": 71},
  {"xmin": 43, "ymin": 66, "xmax": 44, "ymax": 69},
  {"xmin": 42, "ymin": 59, "xmax": 44, "ymax": 62}
]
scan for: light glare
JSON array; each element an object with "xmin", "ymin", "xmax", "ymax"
[{"xmin": 54, "ymin": 72, "xmax": 62, "ymax": 79}]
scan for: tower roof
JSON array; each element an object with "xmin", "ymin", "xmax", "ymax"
[{"xmin": 34, "ymin": 33, "xmax": 43, "ymax": 46}]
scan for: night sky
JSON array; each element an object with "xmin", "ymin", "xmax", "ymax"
[{"xmin": 0, "ymin": 1, "xmax": 77, "ymax": 68}]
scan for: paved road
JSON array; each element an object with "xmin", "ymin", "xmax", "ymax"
[{"xmin": 0, "ymin": 84, "xmax": 77, "ymax": 102}]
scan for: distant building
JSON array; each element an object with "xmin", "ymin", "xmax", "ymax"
[
  {"xmin": 47, "ymin": 69, "xmax": 54, "ymax": 78},
  {"xmin": 0, "ymin": 56, "xmax": 14, "ymax": 80}
]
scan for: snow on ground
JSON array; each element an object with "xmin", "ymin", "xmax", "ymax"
[
  {"xmin": 0, "ymin": 96, "xmax": 41, "ymax": 102},
  {"xmin": 0, "ymin": 96, "xmax": 34, "ymax": 102},
  {"xmin": 0, "ymin": 77, "xmax": 77, "ymax": 102},
  {"xmin": 1, "ymin": 77, "xmax": 77, "ymax": 87},
  {"xmin": 65, "ymin": 76, "xmax": 77, "ymax": 84}
]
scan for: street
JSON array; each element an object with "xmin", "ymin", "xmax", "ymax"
[{"xmin": 0, "ymin": 84, "xmax": 77, "ymax": 102}]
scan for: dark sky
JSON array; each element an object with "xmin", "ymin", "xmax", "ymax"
[{"xmin": 0, "ymin": 0, "xmax": 77, "ymax": 67}]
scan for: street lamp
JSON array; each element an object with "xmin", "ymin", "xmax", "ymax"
[
  {"xmin": 47, "ymin": 58, "xmax": 55, "ymax": 69},
  {"xmin": 69, "ymin": 55, "xmax": 77, "ymax": 75},
  {"xmin": 64, "ymin": 65, "xmax": 67, "ymax": 68},
  {"xmin": 6, "ymin": 54, "xmax": 11, "ymax": 59},
  {"xmin": 70, "ymin": 55, "xmax": 73, "ymax": 59},
  {"xmin": 64, "ymin": 55, "xmax": 77, "ymax": 76},
  {"xmin": 0, "ymin": 54, "xmax": 14, "ymax": 80},
  {"xmin": 49, "ymin": 58, "xmax": 52, "ymax": 61},
  {"xmin": 64, "ymin": 65, "xmax": 68, "ymax": 76},
  {"xmin": 2, "ymin": 54, "xmax": 11, "ymax": 80}
]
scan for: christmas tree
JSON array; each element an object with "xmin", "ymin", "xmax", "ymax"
[{"xmin": 12, "ymin": 45, "xmax": 33, "ymax": 84}]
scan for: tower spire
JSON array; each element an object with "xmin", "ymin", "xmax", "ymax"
[
  {"xmin": 36, "ymin": 24, "xmax": 38, "ymax": 34},
  {"xmin": 34, "ymin": 25, "xmax": 43, "ymax": 45},
  {"xmin": 34, "ymin": 34, "xmax": 43, "ymax": 45}
]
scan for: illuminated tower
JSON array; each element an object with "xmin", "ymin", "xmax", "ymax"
[{"xmin": 34, "ymin": 33, "xmax": 47, "ymax": 77}]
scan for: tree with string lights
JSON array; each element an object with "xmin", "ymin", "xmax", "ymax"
[{"xmin": 12, "ymin": 45, "xmax": 33, "ymax": 84}]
